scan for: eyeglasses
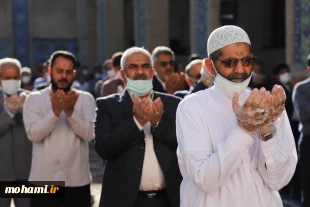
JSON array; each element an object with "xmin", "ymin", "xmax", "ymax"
[
  {"xmin": 189, "ymin": 74, "xmax": 201, "ymax": 80},
  {"xmin": 216, "ymin": 55, "xmax": 256, "ymax": 68},
  {"xmin": 158, "ymin": 61, "xmax": 174, "ymax": 67}
]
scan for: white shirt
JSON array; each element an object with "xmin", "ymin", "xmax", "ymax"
[
  {"xmin": 128, "ymin": 90, "xmax": 166, "ymax": 191},
  {"xmin": 176, "ymin": 84, "xmax": 297, "ymax": 207},
  {"xmin": 23, "ymin": 87, "xmax": 96, "ymax": 187}
]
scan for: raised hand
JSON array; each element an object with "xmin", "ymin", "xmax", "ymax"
[
  {"xmin": 149, "ymin": 97, "xmax": 164, "ymax": 128},
  {"xmin": 63, "ymin": 90, "xmax": 79, "ymax": 117},
  {"xmin": 133, "ymin": 96, "xmax": 152, "ymax": 127},
  {"xmin": 50, "ymin": 90, "xmax": 65, "ymax": 117}
]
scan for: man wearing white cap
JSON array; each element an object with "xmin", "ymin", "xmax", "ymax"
[{"xmin": 176, "ymin": 25, "xmax": 297, "ymax": 207}]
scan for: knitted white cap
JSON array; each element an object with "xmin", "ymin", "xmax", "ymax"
[{"xmin": 207, "ymin": 25, "xmax": 251, "ymax": 56}]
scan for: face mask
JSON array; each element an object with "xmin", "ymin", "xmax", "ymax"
[
  {"xmin": 95, "ymin": 73, "xmax": 102, "ymax": 79},
  {"xmin": 107, "ymin": 69, "xmax": 116, "ymax": 78},
  {"xmin": 21, "ymin": 75, "xmax": 31, "ymax": 84},
  {"xmin": 125, "ymin": 76, "xmax": 153, "ymax": 96},
  {"xmin": 214, "ymin": 72, "xmax": 252, "ymax": 99},
  {"xmin": 279, "ymin": 72, "xmax": 291, "ymax": 84},
  {"xmin": 1, "ymin": 80, "xmax": 21, "ymax": 95}
]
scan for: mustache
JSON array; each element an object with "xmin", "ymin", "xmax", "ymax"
[
  {"xmin": 164, "ymin": 69, "xmax": 173, "ymax": 74},
  {"xmin": 58, "ymin": 79, "xmax": 68, "ymax": 83},
  {"xmin": 133, "ymin": 74, "xmax": 148, "ymax": 80},
  {"xmin": 227, "ymin": 73, "xmax": 248, "ymax": 80}
]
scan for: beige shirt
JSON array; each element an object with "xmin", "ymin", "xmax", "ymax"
[
  {"xmin": 23, "ymin": 87, "xmax": 96, "ymax": 187},
  {"xmin": 128, "ymin": 89, "xmax": 166, "ymax": 191}
]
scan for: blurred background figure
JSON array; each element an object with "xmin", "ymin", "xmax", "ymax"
[
  {"xmin": 248, "ymin": 58, "xmax": 272, "ymax": 90},
  {"xmin": 0, "ymin": 58, "xmax": 32, "ymax": 207},
  {"xmin": 72, "ymin": 70, "xmax": 90, "ymax": 92},
  {"xmin": 174, "ymin": 59, "xmax": 202, "ymax": 98},
  {"xmin": 190, "ymin": 59, "xmax": 215, "ymax": 94},
  {"xmin": 100, "ymin": 52, "xmax": 124, "ymax": 97},
  {"xmin": 188, "ymin": 53, "xmax": 202, "ymax": 62},
  {"xmin": 33, "ymin": 77, "xmax": 49, "ymax": 91},
  {"xmin": 94, "ymin": 59, "xmax": 112, "ymax": 99},
  {"xmin": 20, "ymin": 67, "xmax": 33, "ymax": 91}
]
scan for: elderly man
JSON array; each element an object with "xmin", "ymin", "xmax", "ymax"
[
  {"xmin": 176, "ymin": 25, "xmax": 297, "ymax": 207},
  {"xmin": 174, "ymin": 59, "xmax": 203, "ymax": 98},
  {"xmin": 0, "ymin": 58, "xmax": 32, "ymax": 207},
  {"xmin": 95, "ymin": 47, "xmax": 182, "ymax": 207},
  {"xmin": 292, "ymin": 54, "xmax": 310, "ymax": 207},
  {"xmin": 23, "ymin": 51, "xmax": 96, "ymax": 207}
]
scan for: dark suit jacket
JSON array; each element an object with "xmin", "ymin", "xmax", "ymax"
[
  {"xmin": 152, "ymin": 76, "xmax": 166, "ymax": 93},
  {"xmin": 191, "ymin": 81, "xmax": 208, "ymax": 94},
  {"xmin": 95, "ymin": 90, "xmax": 182, "ymax": 207},
  {"xmin": 0, "ymin": 89, "xmax": 32, "ymax": 181}
]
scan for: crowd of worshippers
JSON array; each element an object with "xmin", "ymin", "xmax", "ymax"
[{"xmin": 0, "ymin": 25, "xmax": 309, "ymax": 207}]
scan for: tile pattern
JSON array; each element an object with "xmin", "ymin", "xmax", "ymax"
[
  {"xmin": 12, "ymin": 0, "xmax": 29, "ymax": 66},
  {"xmin": 195, "ymin": 0, "xmax": 208, "ymax": 58},
  {"xmin": 294, "ymin": 0, "xmax": 310, "ymax": 64}
]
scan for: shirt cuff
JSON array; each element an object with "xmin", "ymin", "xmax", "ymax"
[
  {"xmin": 224, "ymin": 127, "xmax": 254, "ymax": 152},
  {"xmin": 260, "ymin": 137, "xmax": 276, "ymax": 159},
  {"xmin": 4, "ymin": 108, "xmax": 15, "ymax": 118},
  {"xmin": 133, "ymin": 116, "xmax": 144, "ymax": 131}
]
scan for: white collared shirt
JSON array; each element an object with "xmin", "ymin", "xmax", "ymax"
[
  {"xmin": 176, "ymin": 85, "xmax": 297, "ymax": 207},
  {"xmin": 23, "ymin": 87, "xmax": 96, "ymax": 187},
  {"xmin": 127, "ymin": 89, "xmax": 166, "ymax": 191}
]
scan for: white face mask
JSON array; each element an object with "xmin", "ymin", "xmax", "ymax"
[
  {"xmin": 21, "ymin": 75, "xmax": 31, "ymax": 84},
  {"xmin": 279, "ymin": 72, "xmax": 291, "ymax": 84},
  {"xmin": 107, "ymin": 69, "xmax": 116, "ymax": 78},
  {"xmin": 1, "ymin": 80, "xmax": 21, "ymax": 95}
]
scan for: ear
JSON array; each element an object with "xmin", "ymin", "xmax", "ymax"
[
  {"xmin": 120, "ymin": 69, "xmax": 126, "ymax": 83},
  {"xmin": 204, "ymin": 58, "xmax": 216, "ymax": 76},
  {"xmin": 48, "ymin": 68, "xmax": 52, "ymax": 75}
]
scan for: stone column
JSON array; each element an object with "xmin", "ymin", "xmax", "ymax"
[
  {"xmin": 190, "ymin": 0, "xmax": 209, "ymax": 58},
  {"xmin": 12, "ymin": 0, "xmax": 30, "ymax": 66},
  {"xmin": 77, "ymin": 0, "xmax": 86, "ymax": 65},
  {"xmin": 134, "ymin": 0, "xmax": 169, "ymax": 52}
]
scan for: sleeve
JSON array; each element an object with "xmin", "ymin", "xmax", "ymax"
[
  {"xmin": 176, "ymin": 102, "xmax": 254, "ymax": 194},
  {"xmin": 0, "ymin": 109, "xmax": 15, "ymax": 137},
  {"xmin": 257, "ymin": 111, "xmax": 298, "ymax": 191},
  {"xmin": 151, "ymin": 101, "xmax": 180, "ymax": 150},
  {"xmin": 292, "ymin": 84, "xmax": 310, "ymax": 122},
  {"xmin": 67, "ymin": 93, "xmax": 96, "ymax": 142},
  {"xmin": 23, "ymin": 94, "xmax": 59, "ymax": 142},
  {"xmin": 94, "ymin": 99, "xmax": 145, "ymax": 160}
]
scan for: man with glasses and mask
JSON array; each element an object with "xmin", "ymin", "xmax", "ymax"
[
  {"xmin": 95, "ymin": 47, "xmax": 182, "ymax": 207},
  {"xmin": 176, "ymin": 25, "xmax": 297, "ymax": 207},
  {"xmin": 23, "ymin": 50, "xmax": 96, "ymax": 207}
]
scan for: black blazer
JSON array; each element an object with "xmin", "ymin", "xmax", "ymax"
[
  {"xmin": 95, "ymin": 90, "xmax": 182, "ymax": 207},
  {"xmin": 152, "ymin": 76, "xmax": 166, "ymax": 93}
]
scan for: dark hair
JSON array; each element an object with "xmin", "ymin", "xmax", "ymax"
[
  {"xmin": 49, "ymin": 50, "xmax": 77, "ymax": 69},
  {"xmin": 188, "ymin": 53, "xmax": 202, "ymax": 62},
  {"xmin": 273, "ymin": 63, "xmax": 290, "ymax": 75},
  {"xmin": 112, "ymin": 52, "xmax": 123, "ymax": 67}
]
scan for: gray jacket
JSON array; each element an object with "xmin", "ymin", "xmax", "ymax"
[{"xmin": 0, "ymin": 89, "xmax": 32, "ymax": 181}]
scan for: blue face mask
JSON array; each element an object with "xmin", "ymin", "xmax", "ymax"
[{"xmin": 126, "ymin": 76, "xmax": 153, "ymax": 96}]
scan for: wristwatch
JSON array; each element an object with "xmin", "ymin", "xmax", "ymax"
[{"xmin": 260, "ymin": 132, "xmax": 273, "ymax": 141}]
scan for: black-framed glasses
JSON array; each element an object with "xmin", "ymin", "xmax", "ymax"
[
  {"xmin": 158, "ymin": 61, "xmax": 174, "ymax": 67},
  {"xmin": 189, "ymin": 73, "xmax": 201, "ymax": 80},
  {"xmin": 216, "ymin": 55, "xmax": 256, "ymax": 68}
]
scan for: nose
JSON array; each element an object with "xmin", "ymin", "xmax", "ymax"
[{"xmin": 233, "ymin": 61, "xmax": 246, "ymax": 74}]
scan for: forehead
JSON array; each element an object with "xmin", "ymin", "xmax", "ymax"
[
  {"xmin": 157, "ymin": 54, "xmax": 173, "ymax": 61},
  {"xmin": 125, "ymin": 53, "xmax": 151, "ymax": 65},
  {"xmin": 1, "ymin": 64, "xmax": 20, "ymax": 74},
  {"xmin": 220, "ymin": 43, "xmax": 251, "ymax": 58},
  {"xmin": 53, "ymin": 56, "xmax": 75, "ymax": 69}
]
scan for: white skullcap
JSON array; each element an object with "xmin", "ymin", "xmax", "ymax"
[
  {"xmin": 21, "ymin": 67, "xmax": 31, "ymax": 74},
  {"xmin": 207, "ymin": 25, "xmax": 251, "ymax": 56}
]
